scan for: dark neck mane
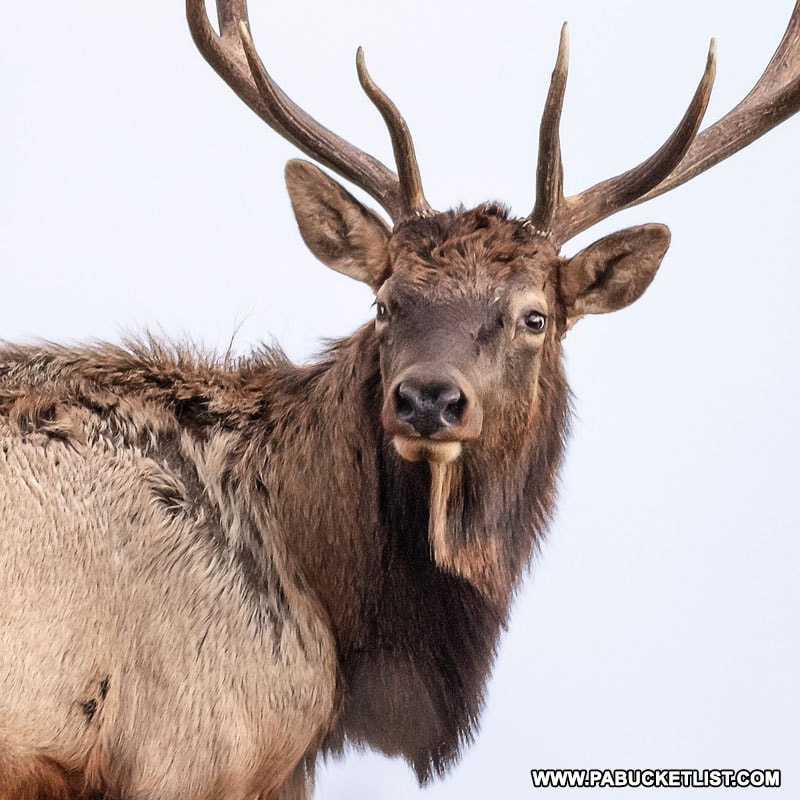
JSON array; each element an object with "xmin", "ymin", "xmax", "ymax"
[{"xmin": 256, "ymin": 324, "xmax": 570, "ymax": 779}]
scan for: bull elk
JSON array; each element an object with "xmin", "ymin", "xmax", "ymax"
[{"xmin": 1, "ymin": 2, "xmax": 798, "ymax": 798}]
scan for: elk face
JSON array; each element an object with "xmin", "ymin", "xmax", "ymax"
[
  {"xmin": 286, "ymin": 159, "xmax": 670, "ymax": 466},
  {"xmin": 374, "ymin": 211, "xmax": 558, "ymax": 466}
]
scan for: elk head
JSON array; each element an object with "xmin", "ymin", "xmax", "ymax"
[{"xmin": 188, "ymin": 0, "xmax": 800, "ymax": 573}]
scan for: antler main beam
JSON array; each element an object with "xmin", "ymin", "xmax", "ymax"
[
  {"xmin": 529, "ymin": 2, "xmax": 800, "ymax": 246},
  {"xmin": 186, "ymin": 0, "xmax": 431, "ymax": 222}
]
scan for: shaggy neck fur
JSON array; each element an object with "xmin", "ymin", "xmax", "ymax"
[{"xmin": 244, "ymin": 324, "xmax": 570, "ymax": 779}]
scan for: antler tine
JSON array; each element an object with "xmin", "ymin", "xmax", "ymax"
[
  {"xmin": 527, "ymin": 33, "xmax": 716, "ymax": 246},
  {"xmin": 529, "ymin": 23, "xmax": 569, "ymax": 237},
  {"xmin": 186, "ymin": 0, "xmax": 409, "ymax": 221},
  {"xmin": 187, "ymin": 0, "xmax": 261, "ymax": 120},
  {"xmin": 532, "ymin": 3, "xmax": 800, "ymax": 247},
  {"xmin": 550, "ymin": 40, "xmax": 716, "ymax": 244},
  {"xmin": 635, "ymin": 0, "xmax": 800, "ymax": 204},
  {"xmin": 356, "ymin": 48, "xmax": 432, "ymax": 219}
]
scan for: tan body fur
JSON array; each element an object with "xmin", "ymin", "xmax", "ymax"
[{"xmin": 0, "ymin": 344, "xmax": 339, "ymax": 799}]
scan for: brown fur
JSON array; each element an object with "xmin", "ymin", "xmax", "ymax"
[{"xmin": 0, "ymin": 192, "xmax": 672, "ymax": 799}]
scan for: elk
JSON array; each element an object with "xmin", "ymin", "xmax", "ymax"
[{"xmin": 1, "ymin": 2, "xmax": 798, "ymax": 798}]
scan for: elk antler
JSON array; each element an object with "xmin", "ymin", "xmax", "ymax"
[
  {"xmin": 529, "ymin": 3, "xmax": 800, "ymax": 246},
  {"xmin": 186, "ymin": 0, "xmax": 431, "ymax": 222}
]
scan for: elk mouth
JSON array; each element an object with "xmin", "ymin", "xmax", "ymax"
[{"xmin": 391, "ymin": 435, "xmax": 463, "ymax": 464}]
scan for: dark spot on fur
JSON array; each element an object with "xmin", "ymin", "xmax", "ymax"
[
  {"xmin": 173, "ymin": 396, "xmax": 213, "ymax": 429},
  {"xmin": 78, "ymin": 677, "xmax": 111, "ymax": 725},
  {"xmin": 81, "ymin": 699, "xmax": 98, "ymax": 722},
  {"xmin": 274, "ymin": 579, "xmax": 289, "ymax": 614}
]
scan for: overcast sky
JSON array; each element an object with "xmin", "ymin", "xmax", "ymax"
[{"xmin": 2, "ymin": 1, "xmax": 798, "ymax": 798}]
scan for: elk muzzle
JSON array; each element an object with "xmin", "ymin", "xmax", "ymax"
[{"xmin": 383, "ymin": 366, "xmax": 482, "ymax": 463}]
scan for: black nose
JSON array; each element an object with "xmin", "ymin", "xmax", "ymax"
[{"xmin": 394, "ymin": 379, "xmax": 467, "ymax": 437}]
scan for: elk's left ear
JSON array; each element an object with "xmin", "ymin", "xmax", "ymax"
[
  {"xmin": 285, "ymin": 159, "xmax": 392, "ymax": 291},
  {"xmin": 559, "ymin": 224, "xmax": 670, "ymax": 321}
]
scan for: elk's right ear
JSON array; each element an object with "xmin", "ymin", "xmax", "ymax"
[{"xmin": 285, "ymin": 160, "xmax": 392, "ymax": 291}]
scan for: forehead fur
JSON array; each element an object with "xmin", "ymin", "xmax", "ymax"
[{"xmin": 388, "ymin": 204, "xmax": 558, "ymax": 294}]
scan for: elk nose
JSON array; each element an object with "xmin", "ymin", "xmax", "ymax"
[{"xmin": 395, "ymin": 379, "xmax": 467, "ymax": 438}]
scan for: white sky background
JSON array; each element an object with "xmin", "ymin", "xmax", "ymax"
[{"xmin": 2, "ymin": 1, "xmax": 798, "ymax": 798}]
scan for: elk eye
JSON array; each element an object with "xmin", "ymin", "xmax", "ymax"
[
  {"xmin": 523, "ymin": 310, "xmax": 546, "ymax": 333},
  {"xmin": 376, "ymin": 302, "xmax": 389, "ymax": 322}
]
